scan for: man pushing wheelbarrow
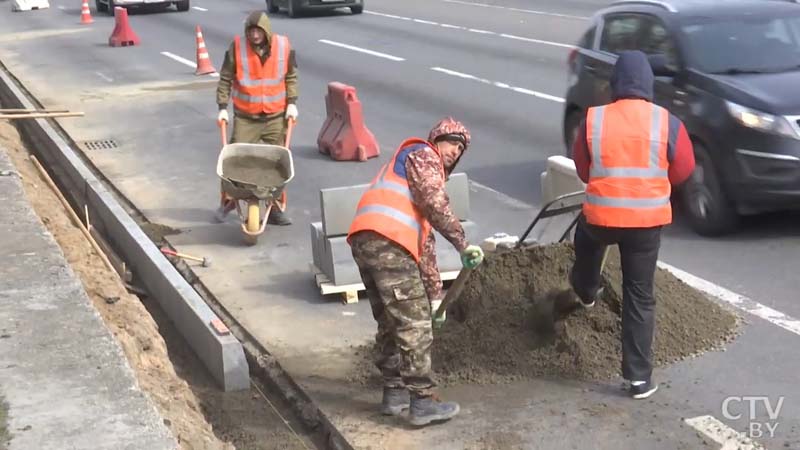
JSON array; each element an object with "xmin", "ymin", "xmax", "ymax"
[{"xmin": 214, "ymin": 10, "xmax": 299, "ymax": 229}]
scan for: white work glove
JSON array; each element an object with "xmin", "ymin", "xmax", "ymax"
[
  {"xmin": 285, "ymin": 104, "xmax": 298, "ymax": 121},
  {"xmin": 217, "ymin": 109, "xmax": 229, "ymax": 124}
]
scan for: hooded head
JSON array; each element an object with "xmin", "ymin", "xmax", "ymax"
[
  {"xmin": 244, "ymin": 11, "xmax": 273, "ymax": 48},
  {"xmin": 610, "ymin": 50, "xmax": 654, "ymax": 102}
]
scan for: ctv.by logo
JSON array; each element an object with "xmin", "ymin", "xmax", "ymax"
[{"xmin": 722, "ymin": 396, "xmax": 785, "ymax": 438}]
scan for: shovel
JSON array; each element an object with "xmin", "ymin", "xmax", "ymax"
[{"xmin": 432, "ymin": 266, "xmax": 474, "ymax": 328}]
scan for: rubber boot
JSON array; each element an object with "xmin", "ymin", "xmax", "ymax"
[
  {"xmin": 409, "ymin": 393, "xmax": 460, "ymax": 426},
  {"xmin": 267, "ymin": 208, "xmax": 292, "ymax": 226},
  {"xmin": 381, "ymin": 387, "xmax": 410, "ymax": 416}
]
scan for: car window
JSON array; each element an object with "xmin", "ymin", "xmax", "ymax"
[
  {"xmin": 578, "ymin": 25, "xmax": 597, "ymax": 49},
  {"xmin": 601, "ymin": 14, "xmax": 679, "ymax": 69},
  {"xmin": 681, "ymin": 14, "xmax": 800, "ymax": 74},
  {"xmin": 600, "ymin": 14, "xmax": 644, "ymax": 53}
]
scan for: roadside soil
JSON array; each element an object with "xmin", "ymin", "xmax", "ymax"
[
  {"xmin": 352, "ymin": 241, "xmax": 741, "ymax": 386},
  {"xmin": 0, "ymin": 119, "xmax": 312, "ymax": 450},
  {"xmin": 0, "ymin": 396, "xmax": 8, "ymax": 450}
]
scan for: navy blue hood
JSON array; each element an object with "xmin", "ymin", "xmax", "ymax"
[{"xmin": 611, "ymin": 51, "xmax": 654, "ymax": 102}]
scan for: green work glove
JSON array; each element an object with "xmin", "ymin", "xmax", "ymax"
[{"xmin": 460, "ymin": 245, "xmax": 484, "ymax": 269}]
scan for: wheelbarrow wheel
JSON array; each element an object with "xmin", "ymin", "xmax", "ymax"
[{"xmin": 244, "ymin": 202, "xmax": 260, "ymax": 246}]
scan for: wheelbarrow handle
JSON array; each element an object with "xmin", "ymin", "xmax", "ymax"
[
  {"xmin": 218, "ymin": 119, "xmax": 228, "ymax": 147},
  {"xmin": 284, "ymin": 118, "xmax": 296, "ymax": 149}
]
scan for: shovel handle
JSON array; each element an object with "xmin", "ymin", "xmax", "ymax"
[
  {"xmin": 434, "ymin": 266, "xmax": 473, "ymax": 320},
  {"xmin": 284, "ymin": 118, "xmax": 296, "ymax": 149}
]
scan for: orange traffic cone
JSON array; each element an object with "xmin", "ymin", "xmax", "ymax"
[
  {"xmin": 195, "ymin": 25, "xmax": 216, "ymax": 75},
  {"xmin": 80, "ymin": 0, "xmax": 93, "ymax": 24}
]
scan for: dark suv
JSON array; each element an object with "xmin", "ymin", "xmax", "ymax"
[{"xmin": 563, "ymin": 0, "xmax": 800, "ymax": 235}]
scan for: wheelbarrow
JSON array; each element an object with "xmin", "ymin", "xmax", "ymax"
[{"xmin": 216, "ymin": 119, "xmax": 296, "ymax": 245}]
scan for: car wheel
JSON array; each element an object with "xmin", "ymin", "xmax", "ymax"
[
  {"xmin": 266, "ymin": 0, "xmax": 279, "ymax": 13},
  {"xmin": 95, "ymin": 0, "xmax": 108, "ymax": 12},
  {"xmin": 287, "ymin": 0, "xmax": 300, "ymax": 17},
  {"xmin": 680, "ymin": 142, "xmax": 739, "ymax": 236},
  {"xmin": 351, "ymin": 4, "xmax": 363, "ymax": 14},
  {"xmin": 563, "ymin": 108, "xmax": 583, "ymax": 159},
  {"xmin": 176, "ymin": 0, "xmax": 189, "ymax": 11}
]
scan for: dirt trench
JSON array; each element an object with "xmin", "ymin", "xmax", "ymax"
[
  {"xmin": 353, "ymin": 241, "xmax": 741, "ymax": 386},
  {"xmin": 0, "ymin": 119, "xmax": 313, "ymax": 450}
]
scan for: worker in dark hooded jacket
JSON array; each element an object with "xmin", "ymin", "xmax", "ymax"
[
  {"xmin": 215, "ymin": 11, "xmax": 298, "ymax": 226},
  {"xmin": 569, "ymin": 50, "xmax": 695, "ymax": 399}
]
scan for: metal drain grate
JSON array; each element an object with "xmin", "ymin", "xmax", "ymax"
[{"xmin": 80, "ymin": 139, "xmax": 119, "ymax": 151}]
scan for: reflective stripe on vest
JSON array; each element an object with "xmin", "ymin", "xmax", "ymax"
[
  {"xmin": 584, "ymin": 100, "xmax": 672, "ymax": 227},
  {"xmin": 347, "ymin": 139, "xmax": 442, "ymax": 262},
  {"xmin": 232, "ymin": 34, "xmax": 289, "ymax": 115}
]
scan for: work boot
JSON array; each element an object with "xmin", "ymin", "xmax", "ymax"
[
  {"xmin": 267, "ymin": 208, "xmax": 292, "ymax": 226},
  {"xmin": 381, "ymin": 387, "xmax": 410, "ymax": 416},
  {"xmin": 409, "ymin": 393, "xmax": 460, "ymax": 427},
  {"xmin": 212, "ymin": 202, "xmax": 234, "ymax": 223}
]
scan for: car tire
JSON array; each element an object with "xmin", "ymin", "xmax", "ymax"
[
  {"xmin": 96, "ymin": 0, "xmax": 108, "ymax": 12},
  {"xmin": 266, "ymin": 0, "xmax": 279, "ymax": 13},
  {"xmin": 351, "ymin": 4, "xmax": 363, "ymax": 14},
  {"xmin": 680, "ymin": 141, "xmax": 739, "ymax": 236},
  {"xmin": 287, "ymin": 0, "xmax": 300, "ymax": 17},
  {"xmin": 563, "ymin": 108, "xmax": 583, "ymax": 159},
  {"xmin": 176, "ymin": 0, "xmax": 189, "ymax": 11}
]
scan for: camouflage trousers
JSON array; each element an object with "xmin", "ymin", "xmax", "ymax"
[{"xmin": 350, "ymin": 231, "xmax": 436, "ymax": 396}]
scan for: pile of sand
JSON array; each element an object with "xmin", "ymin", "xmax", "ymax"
[{"xmin": 353, "ymin": 242, "xmax": 741, "ymax": 386}]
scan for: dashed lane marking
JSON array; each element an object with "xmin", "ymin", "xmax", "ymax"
[
  {"xmin": 365, "ymin": 10, "xmax": 574, "ymax": 50},
  {"xmin": 430, "ymin": 66, "xmax": 565, "ymax": 103},
  {"xmin": 441, "ymin": 0, "xmax": 589, "ymax": 20},
  {"xmin": 318, "ymin": 39, "xmax": 405, "ymax": 61},
  {"xmin": 160, "ymin": 51, "xmax": 219, "ymax": 77}
]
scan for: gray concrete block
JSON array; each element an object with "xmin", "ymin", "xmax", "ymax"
[
  {"xmin": 0, "ymin": 69, "xmax": 250, "ymax": 392},
  {"xmin": 322, "ymin": 235, "xmax": 361, "ymax": 286},
  {"xmin": 310, "ymin": 221, "xmax": 323, "ymax": 270},
  {"xmin": 320, "ymin": 172, "xmax": 471, "ymax": 237}
]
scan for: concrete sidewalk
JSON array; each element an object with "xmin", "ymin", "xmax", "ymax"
[{"xmin": 0, "ymin": 145, "xmax": 175, "ymax": 450}]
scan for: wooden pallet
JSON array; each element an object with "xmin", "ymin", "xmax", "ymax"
[{"xmin": 310, "ymin": 263, "xmax": 460, "ymax": 305}]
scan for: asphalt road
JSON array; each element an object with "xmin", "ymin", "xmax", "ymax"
[{"xmin": 1, "ymin": 0, "xmax": 799, "ymax": 448}]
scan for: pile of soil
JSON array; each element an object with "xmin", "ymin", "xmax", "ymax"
[
  {"xmin": 1, "ymin": 119, "xmax": 310, "ymax": 450},
  {"xmin": 353, "ymin": 242, "xmax": 740, "ymax": 386}
]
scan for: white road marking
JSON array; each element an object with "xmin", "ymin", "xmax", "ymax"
[
  {"xmin": 431, "ymin": 66, "xmax": 565, "ymax": 103},
  {"xmin": 342, "ymin": 311, "xmax": 356, "ymax": 317},
  {"xmin": 191, "ymin": 6, "xmax": 208, "ymax": 11},
  {"xmin": 442, "ymin": 0, "xmax": 589, "ymax": 20},
  {"xmin": 95, "ymin": 71, "xmax": 114, "ymax": 83},
  {"xmin": 659, "ymin": 262, "xmax": 800, "ymax": 337},
  {"xmin": 160, "ymin": 51, "xmax": 220, "ymax": 76},
  {"xmin": 58, "ymin": 5, "xmax": 65, "ymax": 9},
  {"xmin": 685, "ymin": 416, "xmax": 765, "ymax": 450},
  {"xmin": 365, "ymin": 10, "xmax": 572, "ymax": 50},
  {"xmin": 500, "ymin": 33, "xmax": 575, "ymax": 49},
  {"xmin": 318, "ymin": 39, "xmax": 405, "ymax": 61}
]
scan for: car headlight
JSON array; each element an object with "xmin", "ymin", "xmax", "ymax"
[{"xmin": 725, "ymin": 101, "xmax": 798, "ymax": 139}]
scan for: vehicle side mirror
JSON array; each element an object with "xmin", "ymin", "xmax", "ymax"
[{"xmin": 648, "ymin": 54, "xmax": 677, "ymax": 77}]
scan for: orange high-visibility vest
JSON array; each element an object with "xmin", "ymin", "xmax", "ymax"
[
  {"xmin": 584, "ymin": 99, "xmax": 672, "ymax": 228},
  {"xmin": 347, "ymin": 138, "xmax": 444, "ymax": 262},
  {"xmin": 232, "ymin": 34, "xmax": 290, "ymax": 116}
]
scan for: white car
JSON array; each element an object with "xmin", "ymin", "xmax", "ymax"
[{"xmin": 96, "ymin": 0, "xmax": 190, "ymax": 14}]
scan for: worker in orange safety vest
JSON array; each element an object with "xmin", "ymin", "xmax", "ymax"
[
  {"xmin": 569, "ymin": 50, "xmax": 696, "ymax": 400},
  {"xmin": 215, "ymin": 11, "xmax": 298, "ymax": 226}
]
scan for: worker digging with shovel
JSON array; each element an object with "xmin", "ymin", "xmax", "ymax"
[{"xmin": 347, "ymin": 118, "xmax": 485, "ymax": 427}]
